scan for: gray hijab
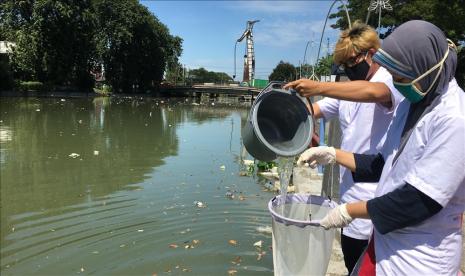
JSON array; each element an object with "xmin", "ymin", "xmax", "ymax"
[{"xmin": 373, "ymin": 20, "xmax": 458, "ymax": 159}]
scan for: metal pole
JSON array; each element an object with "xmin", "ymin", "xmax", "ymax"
[
  {"xmin": 318, "ymin": 118, "xmax": 326, "ymax": 174},
  {"xmin": 302, "ymin": 40, "xmax": 311, "ymax": 78},
  {"xmin": 317, "ymin": 0, "xmax": 351, "ymax": 63},
  {"xmin": 233, "ymin": 41, "xmax": 238, "ymax": 80},
  {"xmin": 366, "ymin": 1, "xmax": 393, "ymax": 33},
  {"xmin": 378, "ymin": 5, "xmax": 382, "ymax": 33}
]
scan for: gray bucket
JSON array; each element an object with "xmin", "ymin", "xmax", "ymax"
[{"xmin": 242, "ymin": 88, "xmax": 313, "ymax": 161}]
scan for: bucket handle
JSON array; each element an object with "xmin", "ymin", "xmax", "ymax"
[
  {"xmin": 253, "ymin": 81, "xmax": 286, "ymax": 105},
  {"xmin": 247, "ymin": 82, "xmax": 284, "ymax": 119},
  {"xmin": 250, "ymin": 82, "xmax": 319, "ymax": 147},
  {"xmin": 255, "ymin": 81, "xmax": 316, "ymax": 120}
]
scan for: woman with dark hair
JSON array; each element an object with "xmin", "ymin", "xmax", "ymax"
[{"xmin": 298, "ymin": 20, "xmax": 465, "ymax": 275}]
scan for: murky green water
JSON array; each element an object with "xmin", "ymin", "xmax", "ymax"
[{"xmin": 0, "ymin": 95, "xmax": 275, "ymax": 275}]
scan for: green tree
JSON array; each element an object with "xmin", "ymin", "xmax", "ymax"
[
  {"xmin": 0, "ymin": 0, "xmax": 35, "ymax": 41},
  {"xmin": 215, "ymin": 72, "xmax": 233, "ymax": 84},
  {"xmin": 0, "ymin": 0, "xmax": 36, "ymax": 80},
  {"xmin": 94, "ymin": 0, "xmax": 182, "ymax": 93},
  {"xmin": 189, "ymin": 67, "xmax": 207, "ymax": 83},
  {"xmin": 330, "ymin": 0, "xmax": 465, "ymax": 87},
  {"xmin": 269, "ymin": 61, "xmax": 297, "ymax": 81},
  {"xmin": 165, "ymin": 62, "xmax": 184, "ymax": 85},
  {"xmin": 2, "ymin": 0, "xmax": 97, "ymax": 90},
  {"xmin": 0, "ymin": 55, "xmax": 13, "ymax": 90},
  {"xmin": 314, "ymin": 55, "xmax": 334, "ymax": 78},
  {"xmin": 0, "ymin": 0, "xmax": 183, "ymax": 93},
  {"xmin": 166, "ymin": 36, "xmax": 183, "ymax": 75},
  {"xmin": 188, "ymin": 67, "xmax": 233, "ymax": 84}
]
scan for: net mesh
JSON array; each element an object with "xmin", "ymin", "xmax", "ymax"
[{"xmin": 269, "ymin": 194, "xmax": 336, "ymax": 276}]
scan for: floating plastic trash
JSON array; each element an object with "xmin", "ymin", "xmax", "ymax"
[
  {"xmin": 268, "ymin": 194, "xmax": 336, "ymax": 276},
  {"xmin": 193, "ymin": 201, "xmax": 206, "ymax": 208}
]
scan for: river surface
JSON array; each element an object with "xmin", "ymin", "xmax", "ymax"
[{"xmin": 0, "ymin": 95, "xmax": 275, "ymax": 275}]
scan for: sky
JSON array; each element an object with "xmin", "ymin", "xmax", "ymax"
[{"xmin": 140, "ymin": 1, "xmax": 343, "ymax": 80}]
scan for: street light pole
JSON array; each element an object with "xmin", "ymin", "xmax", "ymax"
[
  {"xmin": 302, "ymin": 40, "xmax": 311, "ymax": 78},
  {"xmin": 183, "ymin": 64, "xmax": 186, "ymax": 85},
  {"xmin": 366, "ymin": 0, "xmax": 393, "ymax": 34},
  {"xmin": 316, "ymin": 0, "xmax": 351, "ymax": 63}
]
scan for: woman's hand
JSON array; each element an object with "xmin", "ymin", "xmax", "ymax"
[
  {"xmin": 283, "ymin": 79, "xmax": 322, "ymax": 97},
  {"xmin": 320, "ymin": 201, "xmax": 370, "ymax": 230},
  {"xmin": 297, "ymin": 146, "xmax": 336, "ymax": 168},
  {"xmin": 320, "ymin": 203, "xmax": 353, "ymax": 229}
]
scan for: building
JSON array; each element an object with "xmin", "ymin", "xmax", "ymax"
[{"xmin": 0, "ymin": 41, "xmax": 16, "ymax": 54}]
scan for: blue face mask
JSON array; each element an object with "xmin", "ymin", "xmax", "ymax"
[{"xmin": 393, "ymin": 48, "xmax": 449, "ymax": 103}]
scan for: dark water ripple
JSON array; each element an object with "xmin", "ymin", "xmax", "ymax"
[{"xmin": 0, "ymin": 97, "xmax": 275, "ymax": 275}]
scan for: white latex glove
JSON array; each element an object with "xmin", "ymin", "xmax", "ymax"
[
  {"xmin": 297, "ymin": 146, "xmax": 336, "ymax": 168},
  {"xmin": 320, "ymin": 203, "xmax": 353, "ymax": 230}
]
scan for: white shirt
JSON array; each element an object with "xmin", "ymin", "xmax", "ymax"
[
  {"xmin": 317, "ymin": 67, "xmax": 402, "ymax": 240},
  {"xmin": 374, "ymin": 79, "xmax": 465, "ymax": 275}
]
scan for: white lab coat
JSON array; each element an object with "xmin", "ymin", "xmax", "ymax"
[
  {"xmin": 317, "ymin": 67, "xmax": 402, "ymax": 240},
  {"xmin": 373, "ymin": 78, "xmax": 465, "ymax": 275}
]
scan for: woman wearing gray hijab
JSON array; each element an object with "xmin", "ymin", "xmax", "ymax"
[{"xmin": 297, "ymin": 20, "xmax": 465, "ymax": 275}]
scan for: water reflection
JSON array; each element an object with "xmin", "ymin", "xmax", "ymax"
[
  {"xmin": 1, "ymin": 96, "xmax": 274, "ymax": 275},
  {"xmin": 0, "ymin": 97, "xmax": 179, "ymax": 214}
]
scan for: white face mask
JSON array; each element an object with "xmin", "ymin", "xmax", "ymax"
[{"xmin": 393, "ymin": 48, "xmax": 449, "ymax": 103}]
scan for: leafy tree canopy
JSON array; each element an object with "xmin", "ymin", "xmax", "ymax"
[
  {"xmin": 314, "ymin": 55, "xmax": 334, "ymax": 77},
  {"xmin": 269, "ymin": 61, "xmax": 297, "ymax": 82},
  {"xmin": 0, "ymin": 0, "xmax": 183, "ymax": 93},
  {"xmin": 2, "ymin": 0, "xmax": 97, "ymax": 90},
  {"xmin": 188, "ymin": 67, "xmax": 233, "ymax": 84},
  {"xmin": 329, "ymin": 0, "xmax": 465, "ymax": 87},
  {"xmin": 93, "ymin": 0, "xmax": 182, "ymax": 92}
]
